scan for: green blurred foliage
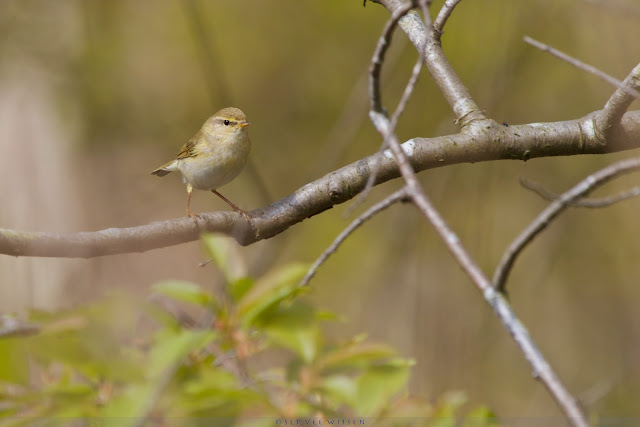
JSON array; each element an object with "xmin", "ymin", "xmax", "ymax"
[
  {"xmin": 1, "ymin": 0, "xmax": 640, "ymax": 422},
  {"xmin": 0, "ymin": 234, "xmax": 497, "ymax": 425}
]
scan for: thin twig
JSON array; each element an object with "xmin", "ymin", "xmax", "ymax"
[
  {"xmin": 523, "ymin": 36, "xmax": 640, "ymax": 103},
  {"xmin": 369, "ymin": 0, "xmax": 420, "ymax": 113},
  {"xmin": 433, "ymin": 0, "xmax": 463, "ymax": 35},
  {"xmin": 307, "ymin": 37, "xmax": 408, "ymax": 184},
  {"xmin": 600, "ymin": 62, "xmax": 640, "ymax": 131},
  {"xmin": 351, "ymin": 8, "xmax": 427, "ymax": 217},
  {"xmin": 375, "ymin": 0, "xmax": 487, "ymax": 125},
  {"xmin": 345, "ymin": 0, "xmax": 431, "ymax": 216},
  {"xmin": 371, "ymin": 114, "xmax": 591, "ymax": 427},
  {"xmin": 300, "ymin": 188, "xmax": 408, "ymax": 287},
  {"xmin": 520, "ymin": 177, "xmax": 640, "ymax": 208},
  {"xmin": 369, "ymin": 112, "xmax": 590, "ymax": 427},
  {"xmin": 494, "ymin": 157, "xmax": 640, "ymax": 293},
  {"xmin": 524, "ymin": 36, "xmax": 640, "ymax": 139},
  {"xmin": 368, "ymin": 8, "xmax": 589, "ymax": 427}
]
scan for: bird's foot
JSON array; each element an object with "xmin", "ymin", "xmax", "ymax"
[
  {"xmin": 233, "ymin": 207, "xmax": 251, "ymax": 220},
  {"xmin": 186, "ymin": 209, "xmax": 201, "ymax": 224}
]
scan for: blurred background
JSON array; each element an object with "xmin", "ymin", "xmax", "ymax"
[{"xmin": 1, "ymin": 0, "xmax": 640, "ymax": 421}]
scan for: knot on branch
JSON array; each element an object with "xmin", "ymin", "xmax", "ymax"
[
  {"xmin": 585, "ymin": 113, "xmax": 608, "ymax": 148},
  {"xmin": 455, "ymin": 108, "xmax": 489, "ymax": 130}
]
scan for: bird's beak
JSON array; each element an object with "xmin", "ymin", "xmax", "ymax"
[{"xmin": 239, "ymin": 122, "xmax": 251, "ymax": 128}]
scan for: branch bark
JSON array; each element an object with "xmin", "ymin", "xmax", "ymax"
[
  {"xmin": 375, "ymin": 0, "xmax": 486, "ymax": 126},
  {"xmin": 366, "ymin": 4, "xmax": 589, "ymax": 425},
  {"xmin": 1, "ymin": 110, "xmax": 639, "ymax": 258},
  {"xmin": 493, "ymin": 156, "xmax": 640, "ymax": 293}
]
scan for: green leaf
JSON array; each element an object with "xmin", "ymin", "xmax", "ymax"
[
  {"xmin": 201, "ymin": 233, "xmax": 248, "ymax": 282},
  {"xmin": 179, "ymin": 375, "xmax": 263, "ymax": 417},
  {"xmin": 354, "ymin": 360, "xmax": 411, "ymax": 416},
  {"xmin": 99, "ymin": 329, "xmax": 217, "ymax": 426},
  {"xmin": 145, "ymin": 303, "xmax": 183, "ymax": 330},
  {"xmin": 318, "ymin": 342, "xmax": 397, "ymax": 373},
  {"xmin": 152, "ymin": 280, "xmax": 213, "ymax": 308},
  {"xmin": 315, "ymin": 309, "xmax": 343, "ymax": 322},
  {"xmin": 0, "ymin": 336, "xmax": 30, "ymax": 385},
  {"xmin": 260, "ymin": 302, "xmax": 319, "ymax": 363},
  {"xmin": 319, "ymin": 374, "xmax": 358, "ymax": 406},
  {"xmin": 433, "ymin": 391, "xmax": 468, "ymax": 418},
  {"xmin": 236, "ymin": 263, "xmax": 309, "ymax": 327},
  {"xmin": 149, "ymin": 329, "xmax": 216, "ymax": 378},
  {"xmin": 228, "ymin": 277, "xmax": 254, "ymax": 302},
  {"xmin": 99, "ymin": 382, "xmax": 157, "ymax": 427},
  {"xmin": 462, "ymin": 406, "xmax": 499, "ymax": 427},
  {"xmin": 24, "ymin": 305, "xmax": 144, "ymax": 383},
  {"xmin": 183, "ymin": 366, "xmax": 239, "ymax": 396}
]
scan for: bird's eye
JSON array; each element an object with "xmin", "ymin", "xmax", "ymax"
[{"xmin": 223, "ymin": 120, "xmax": 230, "ymax": 126}]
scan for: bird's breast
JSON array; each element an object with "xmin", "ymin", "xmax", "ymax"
[{"xmin": 177, "ymin": 134, "xmax": 251, "ymax": 191}]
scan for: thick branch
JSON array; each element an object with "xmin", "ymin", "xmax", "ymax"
[
  {"xmin": 1, "ymin": 110, "xmax": 640, "ymax": 258},
  {"xmin": 375, "ymin": 0, "xmax": 486, "ymax": 125},
  {"xmin": 368, "ymin": 32, "xmax": 588, "ymax": 427}
]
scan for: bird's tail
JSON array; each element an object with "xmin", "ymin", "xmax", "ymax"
[{"xmin": 151, "ymin": 161, "xmax": 176, "ymax": 177}]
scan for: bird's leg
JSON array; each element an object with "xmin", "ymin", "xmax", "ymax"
[
  {"xmin": 185, "ymin": 184, "xmax": 198, "ymax": 218},
  {"xmin": 212, "ymin": 190, "xmax": 250, "ymax": 218}
]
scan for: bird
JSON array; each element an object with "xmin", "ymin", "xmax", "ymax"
[{"xmin": 151, "ymin": 107, "xmax": 251, "ymax": 218}]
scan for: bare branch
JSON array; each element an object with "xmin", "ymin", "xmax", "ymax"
[
  {"xmin": 370, "ymin": 95, "xmax": 590, "ymax": 427},
  {"xmin": 369, "ymin": 0, "xmax": 420, "ymax": 113},
  {"xmin": 494, "ymin": 157, "xmax": 640, "ymax": 293},
  {"xmin": 306, "ymin": 36, "xmax": 408, "ymax": 183},
  {"xmin": 523, "ymin": 36, "xmax": 640, "ymax": 132},
  {"xmin": 353, "ymin": 2, "xmax": 428, "ymax": 216},
  {"xmin": 368, "ymin": 7, "xmax": 588, "ymax": 425},
  {"xmin": 433, "ymin": 0, "xmax": 463, "ymax": 35},
  {"xmin": 524, "ymin": 34, "xmax": 640, "ymax": 140},
  {"xmin": 600, "ymin": 62, "xmax": 640, "ymax": 131},
  {"xmin": 523, "ymin": 36, "xmax": 634, "ymax": 96},
  {"xmin": 374, "ymin": 0, "xmax": 487, "ymax": 126},
  {"xmin": 520, "ymin": 177, "xmax": 640, "ymax": 208},
  {"xmin": 300, "ymin": 188, "xmax": 408, "ymax": 287},
  {"xmin": 1, "ymin": 110, "xmax": 640, "ymax": 258}
]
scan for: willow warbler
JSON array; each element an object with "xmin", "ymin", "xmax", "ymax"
[{"xmin": 151, "ymin": 107, "xmax": 251, "ymax": 217}]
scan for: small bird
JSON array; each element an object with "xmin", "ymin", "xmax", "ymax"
[{"xmin": 151, "ymin": 107, "xmax": 251, "ymax": 218}]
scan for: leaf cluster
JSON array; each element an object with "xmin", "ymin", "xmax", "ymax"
[{"xmin": 0, "ymin": 234, "xmax": 496, "ymax": 426}]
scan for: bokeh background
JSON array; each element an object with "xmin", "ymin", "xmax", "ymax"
[{"xmin": 1, "ymin": 0, "xmax": 640, "ymax": 422}]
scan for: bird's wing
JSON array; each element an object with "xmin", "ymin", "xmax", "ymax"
[{"xmin": 175, "ymin": 131, "xmax": 202, "ymax": 160}]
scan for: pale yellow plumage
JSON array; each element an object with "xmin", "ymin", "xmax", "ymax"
[{"xmin": 151, "ymin": 107, "xmax": 251, "ymax": 217}]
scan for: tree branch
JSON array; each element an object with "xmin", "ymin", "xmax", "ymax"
[
  {"xmin": 493, "ymin": 157, "xmax": 640, "ymax": 293},
  {"xmin": 600, "ymin": 62, "xmax": 640, "ymax": 131},
  {"xmin": 354, "ymin": 0, "xmax": 428, "ymax": 215},
  {"xmin": 520, "ymin": 177, "xmax": 640, "ymax": 208},
  {"xmin": 300, "ymin": 189, "xmax": 408, "ymax": 287},
  {"xmin": 1, "ymin": 110, "xmax": 640, "ymax": 258},
  {"xmin": 374, "ymin": 0, "xmax": 487, "ymax": 126},
  {"xmin": 523, "ymin": 36, "xmax": 639, "ymax": 101},
  {"xmin": 433, "ymin": 0, "xmax": 463, "ymax": 35},
  {"xmin": 523, "ymin": 36, "xmax": 640, "ymax": 136},
  {"xmin": 367, "ymin": 6, "xmax": 588, "ymax": 425}
]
